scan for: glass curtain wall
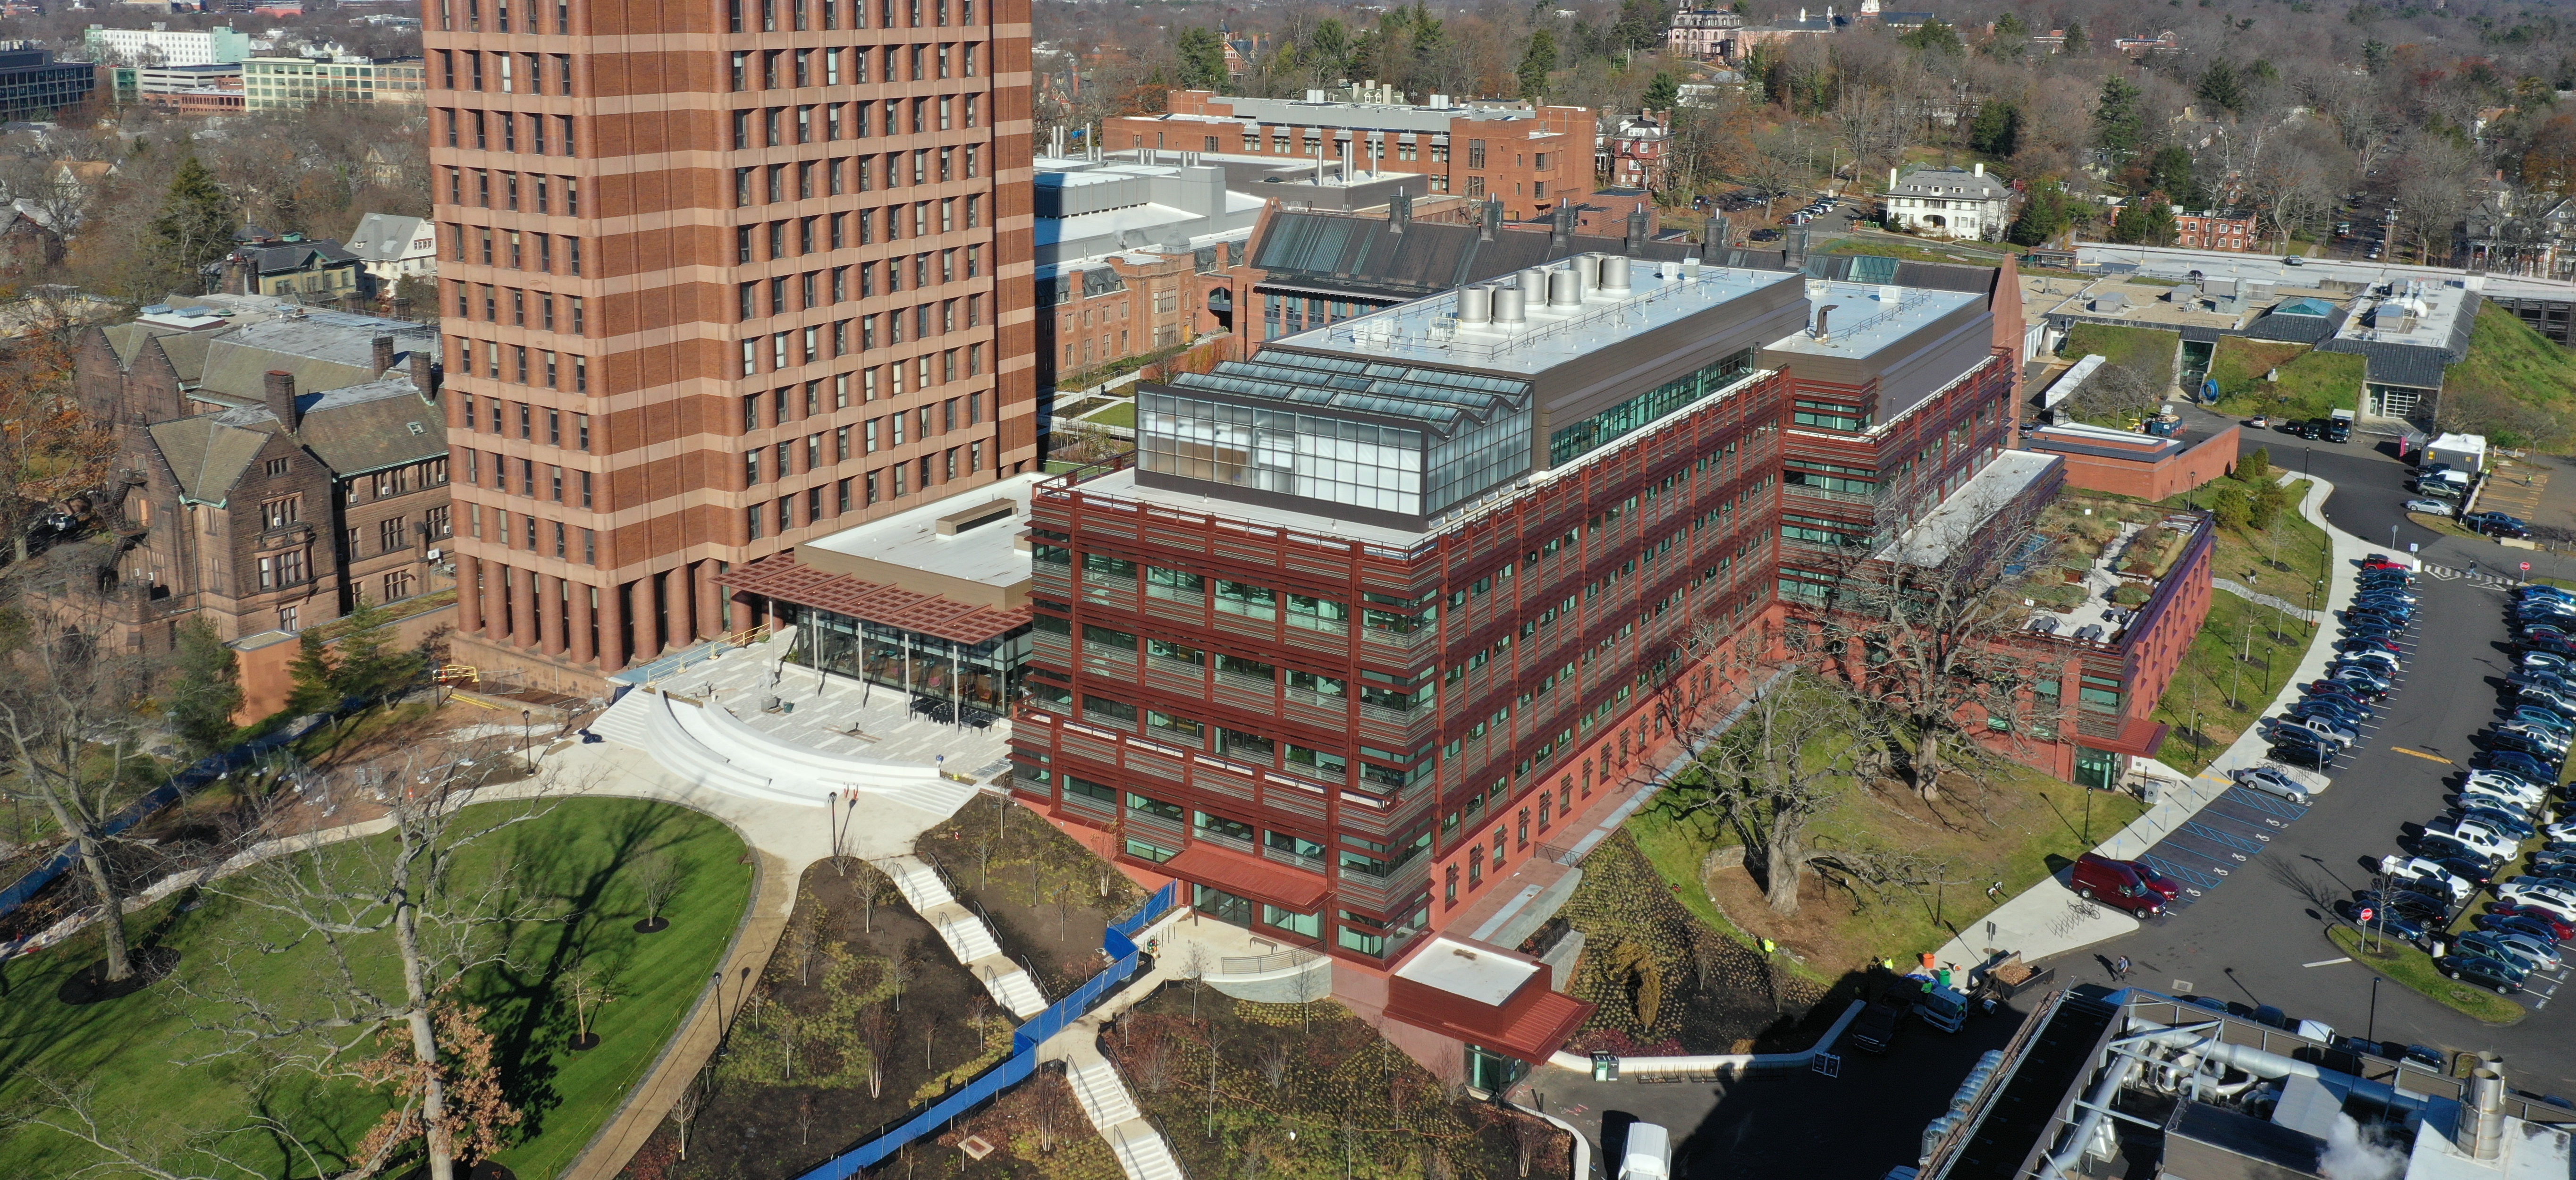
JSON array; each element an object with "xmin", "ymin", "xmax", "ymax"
[{"xmin": 794, "ymin": 605, "xmax": 1029, "ymax": 710}]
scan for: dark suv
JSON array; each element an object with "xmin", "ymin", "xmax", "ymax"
[
  {"xmin": 2463, "ymin": 512, "xmax": 2532, "ymax": 539},
  {"xmin": 2324, "ymin": 417, "xmax": 2352, "ymax": 442}
]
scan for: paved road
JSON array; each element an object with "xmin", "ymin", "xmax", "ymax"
[{"xmin": 2061, "ymin": 413, "xmax": 2576, "ymax": 1100}]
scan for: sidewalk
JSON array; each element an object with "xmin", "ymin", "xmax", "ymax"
[{"xmin": 1931, "ymin": 473, "xmax": 2369, "ymax": 979}]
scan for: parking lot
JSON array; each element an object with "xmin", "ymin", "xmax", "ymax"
[{"xmin": 2071, "ymin": 421, "xmax": 2576, "ymax": 1099}]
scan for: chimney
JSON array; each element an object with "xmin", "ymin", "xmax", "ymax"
[
  {"xmin": 1974, "ymin": 161, "xmax": 1985, "ymax": 177},
  {"xmin": 410, "ymin": 347, "xmax": 437, "ymax": 399},
  {"xmin": 1550, "ymin": 202, "xmax": 1576, "ymax": 249},
  {"xmin": 372, "ymin": 334, "xmax": 395, "ymax": 375},
  {"xmin": 1388, "ymin": 186, "xmax": 1412, "ymax": 232},
  {"xmin": 1480, "ymin": 196, "xmax": 1503, "ymax": 241},
  {"xmin": 263, "ymin": 369, "xmax": 299, "ymax": 431},
  {"xmin": 1626, "ymin": 203, "xmax": 1649, "ymax": 251},
  {"xmin": 1708, "ymin": 211, "xmax": 1731, "ymax": 253},
  {"xmin": 1890, "ymin": 166, "xmax": 1900, "ymax": 189}
]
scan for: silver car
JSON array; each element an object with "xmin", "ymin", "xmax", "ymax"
[
  {"xmin": 2461, "ymin": 930, "xmax": 2563, "ymax": 973},
  {"xmin": 2404, "ymin": 498, "xmax": 2457, "ymax": 516},
  {"xmin": 2232, "ymin": 766, "xmax": 2314, "ymax": 804}
]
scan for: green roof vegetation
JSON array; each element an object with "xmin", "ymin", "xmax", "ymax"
[
  {"xmin": 2207, "ymin": 339, "xmax": 2362, "ymax": 421},
  {"xmin": 2439, "ymin": 304, "xmax": 2576, "ymax": 450}
]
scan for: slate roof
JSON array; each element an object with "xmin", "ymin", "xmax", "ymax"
[
  {"xmin": 148, "ymin": 376, "xmax": 441, "ymax": 506},
  {"xmin": 2313, "ymin": 292, "xmax": 2481, "ymax": 390},
  {"xmin": 222, "ymin": 237, "xmax": 359, "ymax": 277},
  {"xmin": 346, "ymin": 213, "xmax": 430, "ymax": 263}
]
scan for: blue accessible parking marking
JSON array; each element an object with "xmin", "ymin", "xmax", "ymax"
[{"xmin": 2128, "ymin": 784, "xmax": 2313, "ymax": 911}]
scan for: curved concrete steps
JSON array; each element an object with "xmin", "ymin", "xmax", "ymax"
[{"xmin": 594, "ymin": 690, "xmax": 976, "ymax": 816}]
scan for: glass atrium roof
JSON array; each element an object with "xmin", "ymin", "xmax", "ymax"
[{"xmin": 1164, "ymin": 352, "xmax": 1532, "ymax": 438}]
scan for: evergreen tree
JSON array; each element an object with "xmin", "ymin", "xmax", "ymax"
[
  {"xmin": 1517, "ymin": 30, "xmax": 1558, "ymax": 100},
  {"xmin": 2142, "ymin": 145, "xmax": 2204, "ymax": 207},
  {"xmin": 2061, "ymin": 21, "xmax": 2088, "ymax": 55},
  {"xmin": 1175, "ymin": 28, "xmax": 1227, "ymax": 92},
  {"xmin": 332, "ymin": 595, "xmax": 424, "ymax": 705},
  {"xmin": 2094, "ymin": 76, "xmax": 2145, "ymax": 164},
  {"xmin": 1643, "ymin": 70, "xmax": 1681, "ymax": 112},
  {"xmin": 2239, "ymin": 447, "xmax": 2272, "ymax": 484},
  {"xmin": 148, "ymin": 157, "xmax": 234, "ymax": 293},
  {"xmin": 2111, "ymin": 197, "xmax": 2178, "ymax": 245},
  {"xmin": 1970, "ymin": 101, "xmax": 2022, "ymax": 157},
  {"xmin": 2005, "ymin": 183, "xmax": 2069, "ymax": 246},
  {"xmin": 1899, "ymin": 17, "xmax": 1963, "ymax": 54},
  {"xmin": 2196, "ymin": 60, "xmax": 2247, "ymax": 115},
  {"xmin": 1307, "ymin": 18, "xmax": 1351, "ymax": 81},
  {"xmin": 283, "ymin": 629, "xmax": 340, "ymax": 717},
  {"xmin": 164, "ymin": 618, "xmax": 242, "ymax": 758}
]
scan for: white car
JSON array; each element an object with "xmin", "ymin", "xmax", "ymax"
[
  {"xmin": 2275, "ymin": 717, "xmax": 2356, "ymax": 748},
  {"xmin": 2550, "ymin": 817, "xmax": 2576, "ymax": 842},
  {"xmin": 2427, "ymin": 819, "xmax": 2520, "ymax": 860},
  {"xmin": 2233, "ymin": 766, "xmax": 2314, "ymax": 804},
  {"xmin": 2461, "ymin": 775, "xmax": 2546, "ymax": 812},
  {"xmin": 2380, "ymin": 856, "xmax": 2473, "ymax": 901},
  {"xmin": 2499, "ymin": 878, "xmax": 2576, "ymax": 917},
  {"xmin": 2404, "ymin": 498, "xmax": 2457, "ymax": 516}
]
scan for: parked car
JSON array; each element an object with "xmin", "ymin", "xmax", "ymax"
[
  {"xmin": 2454, "ymin": 805, "xmax": 2540, "ymax": 841},
  {"xmin": 2462, "ymin": 930, "xmax": 2562, "ymax": 973},
  {"xmin": 2354, "ymin": 887, "xmax": 2453, "ymax": 923},
  {"xmin": 2508, "ymin": 707, "xmax": 2574, "ymax": 736},
  {"xmin": 2423, "ymin": 818, "xmax": 2519, "ymax": 860},
  {"xmin": 1617, "ymin": 1123, "xmax": 1672, "ymax": 1180},
  {"xmin": 2440, "ymin": 952, "xmax": 2528, "ymax": 995},
  {"xmin": 2070, "ymin": 854, "xmax": 2181, "ymax": 916},
  {"xmin": 2312, "ymin": 678, "xmax": 2388, "ymax": 702},
  {"xmin": 2383, "ymin": 856, "xmax": 2474, "ymax": 901},
  {"xmin": 2403, "ymin": 498, "xmax": 2454, "ymax": 515},
  {"xmin": 2277, "ymin": 716, "xmax": 2357, "ymax": 748},
  {"xmin": 2499, "ymin": 877, "xmax": 2576, "ymax": 912},
  {"xmin": 2270, "ymin": 739, "xmax": 2334, "ymax": 770},
  {"xmin": 2518, "ymin": 685, "xmax": 2576, "ymax": 717},
  {"xmin": 2464, "ymin": 512, "xmax": 2533, "ymax": 539},
  {"xmin": 2477, "ymin": 750, "xmax": 2558, "ymax": 783},
  {"xmin": 1849, "ymin": 976, "xmax": 1922, "ymax": 1054},
  {"xmin": 2484, "ymin": 905, "xmax": 2576, "ymax": 940},
  {"xmin": 2486, "ymin": 727, "xmax": 2566, "ymax": 759},
  {"xmin": 2232, "ymin": 766, "xmax": 2314, "ymax": 804},
  {"xmin": 2336, "ymin": 899, "xmax": 2432, "ymax": 944},
  {"xmin": 2362, "ymin": 555, "xmax": 2413, "ymax": 571}
]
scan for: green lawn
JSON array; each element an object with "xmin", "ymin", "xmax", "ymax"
[
  {"xmin": 2327, "ymin": 926, "xmax": 2525, "ymax": 1024},
  {"xmin": 1623, "ymin": 756, "xmax": 2146, "ymax": 985},
  {"xmin": 2207, "ymin": 340, "xmax": 2363, "ymax": 421},
  {"xmin": 2437, "ymin": 304, "xmax": 2576, "ymax": 450},
  {"xmin": 1081, "ymin": 400, "xmax": 1136, "ymax": 429},
  {"xmin": 0, "ymin": 798, "xmax": 753, "ymax": 1179},
  {"xmin": 2061, "ymin": 323, "xmax": 2181, "ymax": 376}
]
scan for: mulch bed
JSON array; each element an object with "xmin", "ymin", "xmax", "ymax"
[
  {"xmin": 1558, "ymin": 832, "xmax": 1828, "ymax": 1055},
  {"xmin": 915, "ymin": 797, "xmax": 1142, "ymax": 997},
  {"xmin": 612, "ymin": 859, "xmax": 1012, "ymax": 1180}
]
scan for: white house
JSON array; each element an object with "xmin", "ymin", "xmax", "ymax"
[
  {"xmin": 345, "ymin": 212, "xmax": 435, "ymax": 296},
  {"xmin": 1881, "ymin": 163, "xmax": 2013, "ymax": 240}
]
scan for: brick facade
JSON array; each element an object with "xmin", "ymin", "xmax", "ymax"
[{"xmin": 426, "ymin": 0, "xmax": 1037, "ymax": 691}]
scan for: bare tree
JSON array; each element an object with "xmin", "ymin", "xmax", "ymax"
[
  {"xmin": 1256, "ymin": 1041, "xmax": 1291, "ymax": 1093},
  {"xmin": 1794, "ymin": 479, "xmax": 2056, "ymax": 801},
  {"xmin": 169, "ymin": 749, "xmax": 558, "ymax": 1180},
  {"xmin": 1661, "ymin": 675, "xmax": 1870, "ymax": 917},
  {"xmin": 0, "ymin": 615, "xmax": 159, "ymax": 986},
  {"xmin": 630, "ymin": 849, "xmax": 681, "ymax": 932},
  {"xmin": 666, "ymin": 1064, "xmax": 710, "ymax": 1162},
  {"xmin": 559, "ymin": 961, "xmax": 615, "ymax": 1050}
]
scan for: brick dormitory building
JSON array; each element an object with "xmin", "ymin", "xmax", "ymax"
[{"xmin": 717, "ymin": 205, "xmax": 2217, "ymax": 1084}]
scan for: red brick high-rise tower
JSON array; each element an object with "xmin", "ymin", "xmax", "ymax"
[{"xmin": 426, "ymin": 0, "xmax": 1036, "ymax": 690}]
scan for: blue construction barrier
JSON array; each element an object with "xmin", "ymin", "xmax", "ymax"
[
  {"xmin": 792, "ymin": 883, "xmax": 1176, "ymax": 1179},
  {"xmin": 0, "ymin": 703, "xmax": 355, "ymax": 936}
]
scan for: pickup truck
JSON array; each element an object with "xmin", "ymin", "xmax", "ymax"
[{"xmin": 1851, "ymin": 975, "xmax": 1925, "ymax": 1054}]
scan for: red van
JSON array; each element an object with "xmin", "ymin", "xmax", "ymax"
[{"xmin": 2070, "ymin": 854, "xmax": 2182, "ymax": 916}]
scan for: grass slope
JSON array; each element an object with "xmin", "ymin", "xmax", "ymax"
[
  {"xmin": 2061, "ymin": 323, "xmax": 2180, "ymax": 378},
  {"xmin": 0, "ymin": 798, "xmax": 753, "ymax": 1180},
  {"xmin": 2327, "ymin": 926, "xmax": 2525, "ymax": 1024},
  {"xmin": 2207, "ymin": 340, "xmax": 2363, "ymax": 421},
  {"xmin": 2441, "ymin": 304, "xmax": 2576, "ymax": 450}
]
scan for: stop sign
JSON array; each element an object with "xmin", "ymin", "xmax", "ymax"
[{"xmin": 2359, "ymin": 907, "xmax": 2376, "ymax": 923}]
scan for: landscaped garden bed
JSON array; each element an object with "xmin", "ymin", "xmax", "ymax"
[
  {"xmin": 617, "ymin": 857, "xmax": 1013, "ymax": 1180},
  {"xmin": 0, "ymin": 797, "xmax": 752, "ymax": 1180},
  {"xmin": 1103, "ymin": 989, "xmax": 1573, "ymax": 1180},
  {"xmin": 1557, "ymin": 831, "xmax": 1823, "ymax": 1055},
  {"xmin": 916, "ymin": 795, "xmax": 1144, "ymax": 997}
]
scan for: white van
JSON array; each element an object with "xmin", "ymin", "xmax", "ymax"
[{"xmin": 1619, "ymin": 1123, "xmax": 1672, "ymax": 1180}]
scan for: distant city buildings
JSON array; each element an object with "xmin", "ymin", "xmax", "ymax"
[
  {"xmin": 1104, "ymin": 87, "xmax": 1597, "ymax": 222},
  {"xmin": 2172, "ymin": 208, "xmax": 2260, "ymax": 253},
  {"xmin": 241, "ymin": 55, "xmax": 427, "ymax": 110},
  {"xmin": 0, "ymin": 44, "xmax": 97, "ymax": 122},
  {"xmin": 82, "ymin": 23, "xmax": 251, "ymax": 67}
]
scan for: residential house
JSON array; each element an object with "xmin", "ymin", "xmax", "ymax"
[
  {"xmin": 1882, "ymin": 163, "xmax": 2013, "ymax": 240},
  {"xmin": 1599, "ymin": 114, "xmax": 1670, "ymax": 190},
  {"xmin": 1664, "ymin": 8, "xmax": 1743, "ymax": 59},
  {"xmin": 345, "ymin": 213, "xmax": 436, "ymax": 299},
  {"xmin": 2173, "ymin": 208, "xmax": 2260, "ymax": 252},
  {"xmin": 206, "ymin": 230, "xmax": 364, "ymax": 303}
]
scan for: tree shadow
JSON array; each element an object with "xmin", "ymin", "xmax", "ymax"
[{"xmin": 477, "ymin": 799, "xmax": 685, "ymax": 1144}]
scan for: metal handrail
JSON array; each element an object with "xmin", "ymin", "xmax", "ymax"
[{"xmin": 1216, "ymin": 946, "xmax": 1322, "ymax": 975}]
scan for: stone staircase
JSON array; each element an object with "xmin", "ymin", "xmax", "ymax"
[
  {"xmin": 1062, "ymin": 1047, "xmax": 1184, "ymax": 1180},
  {"xmin": 591, "ymin": 689, "xmax": 978, "ymax": 816},
  {"xmin": 873, "ymin": 853, "xmax": 1047, "ymax": 1019}
]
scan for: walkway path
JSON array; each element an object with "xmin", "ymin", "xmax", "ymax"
[
  {"xmin": 1034, "ymin": 905, "xmax": 1195, "ymax": 1180},
  {"xmin": 2211, "ymin": 577, "xmax": 2326, "ymax": 624},
  {"xmin": 872, "ymin": 853, "xmax": 1047, "ymax": 1017},
  {"xmin": 1931, "ymin": 473, "xmax": 2369, "ymax": 980}
]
